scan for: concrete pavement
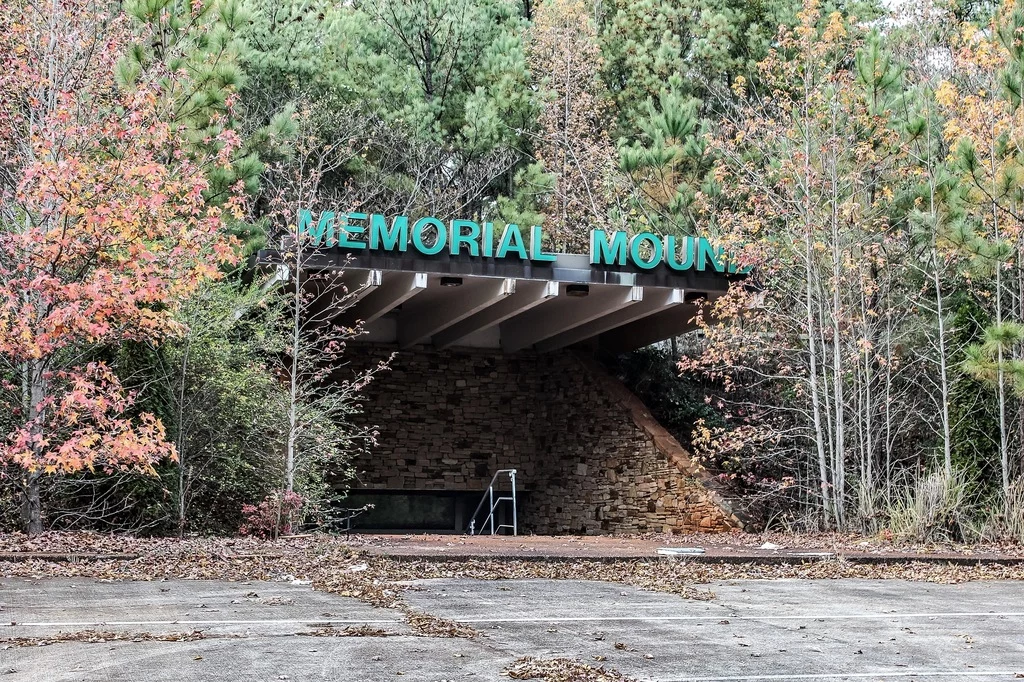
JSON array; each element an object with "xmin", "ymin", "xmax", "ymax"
[
  {"xmin": 346, "ymin": 534, "xmax": 1024, "ymax": 564},
  {"xmin": 2, "ymin": 577, "xmax": 1023, "ymax": 681}
]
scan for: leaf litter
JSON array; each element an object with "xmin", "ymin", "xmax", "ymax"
[
  {"xmin": 299, "ymin": 625, "xmax": 395, "ymax": 637},
  {"xmin": 3, "ymin": 532, "xmax": 1024, "ymax": 646},
  {"xmin": 1, "ymin": 629, "xmax": 222, "ymax": 647},
  {"xmin": 503, "ymin": 656, "xmax": 636, "ymax": 681}
]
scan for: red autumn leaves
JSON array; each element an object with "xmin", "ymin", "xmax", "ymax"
[{"xmin": 0, "ymin": 0, "xmax": 240, "ymax": 477}]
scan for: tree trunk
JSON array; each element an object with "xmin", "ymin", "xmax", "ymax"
[
  {"xmin": 24, "ymin": 360, "xmax": 48, "ymax": 535},
  {"xmin": 286, "ymin": 217, "xmax": 304, "ymax": 495},
  {"xmin": 828, "ymin": 104, "xmax": 846, "ymax": 530},
  {"xmin": 934, "ymin": 249, "xmax": 952, "ymax": 477},
  {"xmin": 799, "ymin": 54, "xmax": 831, "ymax": 526},
  {"xmin": 806, "ymin": 233, "xmax": 831, "ymax": 524},
  {"xmin": 991, "ymin": 137, "xmax": 1011, "ymax": 503},
  {"xmin": 177, "ymin": 340, "xmax": 191, "ymax": 538},
  {"xmin": 422, "ymin": 29, "xmax": 433, "ymax": 102},
  {"xmin": 23, "ymin": 472, "xmax": 43, "ymax": 535}
]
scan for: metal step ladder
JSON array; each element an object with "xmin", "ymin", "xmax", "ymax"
[{"xmin": 466, "ymin": 469, "xmax": 517, "ymax": 536}]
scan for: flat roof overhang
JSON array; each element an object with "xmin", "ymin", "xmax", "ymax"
[{"xmin": 255, "ymin": 248, "xmax": 740, "ymax": 353}]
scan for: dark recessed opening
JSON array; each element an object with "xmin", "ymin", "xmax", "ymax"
[
  {"xmin": 440, "ymin": 276, "xmax": 463, "ymax": 287},
  {"xmin": 684, "ymin": 291, "xmax": 708, "ymax": 303},
  {"xmin": 566, "ymin": 284, "xmax": 590, "ymax": 297}
]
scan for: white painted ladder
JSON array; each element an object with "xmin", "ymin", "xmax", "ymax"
[{"xmin": 467, "ymin": 469, "xmax": 517, "ymax": 536}]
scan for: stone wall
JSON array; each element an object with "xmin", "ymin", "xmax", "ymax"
[{"xmin": 344, "ymin": 344, "xmax": 740, "ymax": 534}]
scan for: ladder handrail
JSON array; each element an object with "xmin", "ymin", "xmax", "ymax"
[{"xmin": 467, "ymin": 469, "xmax": 517, "ymax": 535}]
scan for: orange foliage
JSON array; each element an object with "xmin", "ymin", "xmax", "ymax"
[
  {"xmin": 3, "ymin": 363, "xmax": 174, "ymax": 475},
  {"xmin": 0, "ymin": 0, "xmax": 241, "ymax": 476}
]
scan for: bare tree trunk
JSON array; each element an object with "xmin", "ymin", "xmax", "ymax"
[
  {"xmin": 806, "ymin": 234, "xmax": 831, "ymax": 523},
  {"xmin": 933, "ymin": 248, "xmax": 953, "ymax": 476},
  {"xmin": 828, "ymin": 108, "xmax": 846, "ymax": 530},
  {"xmin": 911, "ymin": 60, "xmax": 953, "ymax": 478},
  {"xmin": 798, "ymin": 54, "xmax": 832, "ymax": 526},
  {"xmin": 926, "ymin": 135, "xmax": 953, "ymax": 478},
  {"xmin": 991, "ymin": 136, "xmax": 1011, "ymax": 502},
  {"xmin": 23, "ymin": 471, "xmax": 43, "ymax": 535},
  {"xmin": 286, "ymin": 222, "xmax": 303, "ymax": 494},
  {"xmin": 831, "ymin": 263, "xmax": 845, "ymax": 529},
  {"xmin": 883, "ymin": 329, "xmax": 894, "ymax": 496},
  {"xmin": 176, "ymin": 338, "xmax": 191, "ymax": 538},
  {"xmin": 24, "ymin": 360, "xmax": 48, "ymax": 534},
  {"xmin": 862, "ymin": 311, "xmax": 875, "ymax": 512},
  {"xmin": 997, "ymin": 258, "xmax": 1010, "ymax": 499}
]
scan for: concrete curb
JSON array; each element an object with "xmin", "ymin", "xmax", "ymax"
[
  {"xmin": 3, "ymin": 550, "xmax": 1022, "ymax": 566},
  {"xmin": 0, "ymin": 552, "xmax": 140, "ymax": 562},
  {"xmin": 361, "ymin": 550, "xmax": 1024, "ymax": 566}
]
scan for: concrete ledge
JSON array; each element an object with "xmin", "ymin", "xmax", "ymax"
[
  {"xmin": 3, "ymin": 542, "xmax": 1023, "ymax": 566},
  {"xmin": 348, "ymin": 534, "xmax": 1024, "ymax": 565},
  {"xmin": 0, "ymin": 552, "xmax": 140, "ymax": 562},
  {"xmin": 365, "ymin": 550, "xmax": 1024, "ymax": 566}
]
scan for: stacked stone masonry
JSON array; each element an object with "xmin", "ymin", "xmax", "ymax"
[{"xmin": 345, "ymin": 344, "xmax": 739, "ymax": 534}]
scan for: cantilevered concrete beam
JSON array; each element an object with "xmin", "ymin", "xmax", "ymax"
[
  {"xmin": 350, "ymin": 269, "xmax": 383, "ymax": 303},
  {"xmin": 309, "ymin": 269, "xmax": 384, "ymax": 328},
  {"xmin": 348, "ymin": 271, "xmax": 428, "ymax": 325},
  {"xmin": 535, "ymin": 288, "xmax": 683, "ymax": 352},
  {"xmin": 433, "ymin": 280, "xmax": 559, "ymax": 349},
  {"xmin": 500, "ymin": 285, "xmax": 643, "ymax": 353},
  {"xmin": 599, "ymin": 302, "xmax": 704, "ymax": 353},
  {"xmin": 398, "ymin": 277, "xmax": 516, "ymax": 348}
]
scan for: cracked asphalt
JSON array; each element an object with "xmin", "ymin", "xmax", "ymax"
[{"xmin": 2, "ymin": 576, "xmax": 1023, "ymax": 681}]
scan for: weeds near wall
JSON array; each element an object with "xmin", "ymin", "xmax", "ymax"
[
  {"xmin": 884, "ymin": 469, "xmax": 973, "ymax": 542},
  {"xmin": 974, "ymin": 480, "xmax": 1024, "ymax": 544}
]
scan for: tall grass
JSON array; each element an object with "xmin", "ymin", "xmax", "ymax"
[
  {"xmin": 883, "ymin": 468, "xmax": 973, "ymax": 542},
  {"xmin": 973, "ymin": 480, "xmax": 1024, "ymax": 544}
]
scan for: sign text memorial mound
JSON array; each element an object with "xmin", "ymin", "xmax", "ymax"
[{"xmin": 297, "ymin": 210, "xmax": 747, "ymax": 274}]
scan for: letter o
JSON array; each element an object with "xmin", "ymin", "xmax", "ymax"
[
  {"xmin": 412, "ymin": 217, "xmax": 447, "ymax": 255},
  {"xmin": 629, "ymin": 233, "xmax": 663, "ymax": 270}
]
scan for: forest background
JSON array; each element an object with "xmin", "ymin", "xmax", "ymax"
[{"xmin": 2, "ymin": 0, "xmax": 1022, "ymax": 542}]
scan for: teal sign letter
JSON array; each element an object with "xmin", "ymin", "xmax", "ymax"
[
  {"xmin": 369, "ymin": 214, "xmax": 409, "ymax": 252},
  {"xmin": 590, "ymin": 229, "xmax": 628, "ymax": 266},
  {"xmin": 412, "ymin": 217, "xmax": 447, "ymax": 256}
]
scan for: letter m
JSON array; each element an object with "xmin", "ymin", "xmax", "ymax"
[
  {"xmin": 590, "ymin": 229, "xmax": 628, "ymax": 265},
  {"xmin": 369, "ymin": 214, "xmax": 409, "ymax": 252},
  {"xmin": 297, "ymin": 210, "xmax": 334, "ymax": 246}
]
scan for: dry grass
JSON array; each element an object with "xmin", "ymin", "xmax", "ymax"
[{"xmin": 884, "ymin": 469, "xmax": 972, "ymax": 542}]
